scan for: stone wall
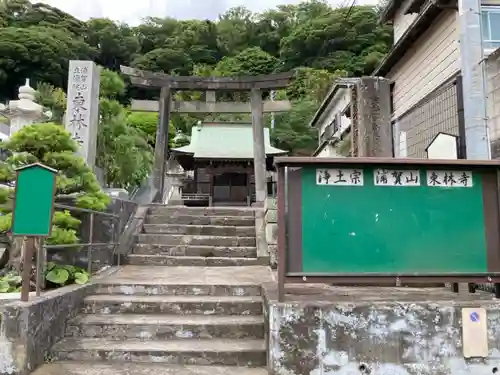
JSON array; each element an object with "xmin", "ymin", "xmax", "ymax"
[
  {"xmin": 265, "ymin": 198, "xmax": 278, "ymax": 268},
  {"xmin": 0, "ymin": 282, "xmax": 96, "ymax": 375},
  {"xmin": 264, "ymin": 283, "xmax": 500, "ymax": 375}
]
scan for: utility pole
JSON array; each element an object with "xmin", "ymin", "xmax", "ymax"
[{"xmin": 458, "ymin": 0, "xmax": 490, "ymax": 159}]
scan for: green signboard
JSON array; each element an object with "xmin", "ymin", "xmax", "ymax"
[
  {"xmin": 11, "ymin": 163, "xmax": 57, "ymax": 237},
  {"xmin": 277, "ymin": 157, "xmax": 500, "ymax": 279}
]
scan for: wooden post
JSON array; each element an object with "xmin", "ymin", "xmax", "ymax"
[
  {"xmin": 153, "ymin": 86, "xmax": 172, "ymax": 202},
  {"xmin": 21, "ymin": 237, "xmax": 35, "ymax": 301},
  {"xmin": 251, "ymin": 88, "xmax": 267, "ymax": 205}
]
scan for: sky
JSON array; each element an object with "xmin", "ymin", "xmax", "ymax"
[{"xmin": 40, "ymin": 0, "xmax": 377, "ymax": 26}]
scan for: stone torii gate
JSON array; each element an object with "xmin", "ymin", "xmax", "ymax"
[{"xmin": 120, "ymin": 66, "xmax": 294, "ymax": 204}]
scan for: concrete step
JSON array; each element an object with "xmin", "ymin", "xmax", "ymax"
[
  {"xmin": 143, "ymin": 224, "xmax": 255, "ymax": 237},
  {"xmin": 84, "ymin": 294, "xmax": 263, "ymax": 315},
  {"xmin": 136, "ymin": 234, "xmax": 256, "ymax": 247},
  {"xmin": 127, "ymin": 255, "xmax": 266, "ymax": 267},
  {"xmin": 133, "ymin": 244, "xmax": 257, "ymax": 258},
  {"xmin": 148, "ymin": 206, "xmax": 256, "ymax": 218},
  {"xmin": 146, "ymin": 215, "xmax": 255, "ymax": 226},
  {"xmin": 51, "ymin": 338, "xmax": 266, "ymax": 366},
  {"xmin": 95, "ymin": 283, "xmax": 262, "ymax": 297},
  {"xmin": 66, "ymin": 314, "xmax": 265, "ymax": 340},
  {"xmin": 32, "ymin": 362, "xmax": 268, "ymax": 375}
]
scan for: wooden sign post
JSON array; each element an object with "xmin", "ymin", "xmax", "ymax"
[{"xmin": 11, "ymin": 163, "xmax": 57, "ymax": 301}]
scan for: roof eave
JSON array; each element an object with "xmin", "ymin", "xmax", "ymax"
[
  {"xmin": 308, "ymin": 79, "xmax": 357, "ymax": 129},
  {"xmin": 373, "ymin": 1, "xmax": 443, "ymax": 76},
  {"xmin": 379, "ymin": 0, "xmax": 399, "ymax": 23},
  {"xmin": 379, "ymin": 0, "xmax": 428, "ymax": 23}
]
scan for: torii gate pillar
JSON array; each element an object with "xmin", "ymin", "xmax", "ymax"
[{"xmin": 251, "ymin": 88, "xmax": 267, "ymax": 205}]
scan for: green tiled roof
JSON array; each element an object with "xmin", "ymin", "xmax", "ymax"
[{"xmin": 171, "ymin": 122, "xmax": 287, "ymax": 159}]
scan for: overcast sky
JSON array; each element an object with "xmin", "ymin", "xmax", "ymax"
[{"xmin": 40, "ymin": 0, "xmax": 377, "ymax": 25}]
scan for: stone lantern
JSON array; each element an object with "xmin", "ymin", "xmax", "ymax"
[{"xmin": 0, "ymin": 79, "xmax": 51, "ymax": 137}]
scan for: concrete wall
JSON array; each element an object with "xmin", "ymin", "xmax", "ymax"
[
  {"xmin": 264, "ymin": 284, "xmax": 500, "ymax": 375},
  {"xmin": 387, "ymin": 9, "xmax": 460, "ymax": 120},
  {"xmin": 265, "ymin": 198, "xmax": 277, "ymax": 268},
  {"xmin": 0, "ymin": 282, "xmax": 96, "ymax": 375},
  {"xmin": 316, "ymin": 145, "xmax": 343, "ymax": 158},
  {"xmin": 485, "ymin": 48, "xmax": 500, "ymax": 158}
]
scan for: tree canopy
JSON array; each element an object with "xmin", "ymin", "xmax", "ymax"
[{"xmin": 0, "ymin": 0, "xmax": 392, "ymax": 155}]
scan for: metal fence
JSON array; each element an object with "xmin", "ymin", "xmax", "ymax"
[
  {"xmin": 397, "ymin": 76, "xmax": 463, "ymax": 158},
  {"xmin": 45, "ymin": 199, "xmax": 137, "ymax": 271},
  {"xmin": 21, "ymin": 198, "xmax": 138, "ymax": 299}
]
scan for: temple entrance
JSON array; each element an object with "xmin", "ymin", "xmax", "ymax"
[{"xmin": 212, "ymin": 172, "xmax": 249, "ymax": 205}]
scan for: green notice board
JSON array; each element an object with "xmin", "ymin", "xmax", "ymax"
[
  {"xmin": 11, "ymin": 163, "xmax": 57, "ymax": 237},
  {"xmin": 297, "ymin": 164, "xmax": 495, "ymax": 274}
]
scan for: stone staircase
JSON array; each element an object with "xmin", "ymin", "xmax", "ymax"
[
  {"xmin": 128, "ymin": 206, "xmax": 266, "ymax": 267},
  {"xmin": 41, "ymin": 206, "xmax": 269, "ymax": 375}
]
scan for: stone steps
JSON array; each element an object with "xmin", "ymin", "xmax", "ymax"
[
  {"xmin": 32, "ymin": 362, "xmax": 269, "ymax": 375},
  {"xmin": 51, "ymin": 338, "xmax": 266, "ymax": 366},
  {"xmin": 143, "ymin": 224, "xmax": 255, "ymax": 237},
  {"xmin": 146, "ymin": 215, "xmax": 255, "ymax": 226},
  {"xmin": 42, "ymin": 206, "xmax": 268, "ymax": 373},
  {"xmin": 83, "ymin": 294, "xmax": 263, "ymax": 315},
  {"xmin": 66, "ymin": 314, "xmax": 265, "ymax": 340},
  {"xmin": 133, "ymin": 244, "xmax": 257, "ymax": 258},
  {"xmin": 127, "ymin": 254, "xmax": 266, "ymax": 267},
  {"xmin": 95, "ymin": 283, "xmax": 262, "ymax": 297},
  {"xmin": 136, "ymin": 234, "xmax": 256, "ymax": 247},
  {"xmin": 148, "ymin": 206, "xmax": 256, "ymax": 218}
]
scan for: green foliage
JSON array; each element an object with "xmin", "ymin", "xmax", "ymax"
[
  {"xmin": 97, "ymin": 105, "xmax": 154, "ymax": 189},
  {"xmin": 215, "ymin": 47, "xmax": 279, "ymax": 76},
  {"xmin": 45, "ymin": 262, "xmax": 90, "ymax": 286},
  {"xmin": 96, "ymin": 70, "xmax": 154, "ymax": 190},
  {"xmin": 0, "ymin": 25, "xmax": 94, "ymax": 99},
  {"xmin": 126, "ymin": 111, "xmax": 176, "ymax": 148},
  {"xmin": 35, "ymin": 82, "xmax": 67, "ymax": 124},
  {"xmin": 272, "ymin": 99, "xmax": 319, "ymax": 155},
  {"xmin": 0, "ymin": 0, "xmax": 393, "ymax": 155},
  {"xmin": 85, "ymin": 18, "xmax": 140, "ymax": 71},
  {"xmin": 0, "ymin": 272, "xmax": 21, "ymax": 293},
  {"xmin": 99, "ymin": 68, "xmax": 126, "ymax": 99},
  {"xmin": 0, "ymin": 123, "xmax": 110, "ymax": 244},
  {"xmin": 0, "ymin": 261, "xmax": 90, "ymax": 293}
]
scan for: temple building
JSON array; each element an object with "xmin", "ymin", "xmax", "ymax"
[{"xmin": 171, "ymin": 121, "xmax": 287, "ymax": 206}]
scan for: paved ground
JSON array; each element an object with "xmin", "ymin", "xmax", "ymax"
[{"xmin": 96, "ymin": 265, "xmax": 275, "ymax": 285}]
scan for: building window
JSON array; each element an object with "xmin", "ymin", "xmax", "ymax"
[{"xmin": 482, "ymin": 6, "xmax": 500, "ymax": 50}]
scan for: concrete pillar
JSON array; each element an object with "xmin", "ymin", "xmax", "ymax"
[
  {"xmin": 251, "ymin": 88, "xmax": 267, "ymax": 205},
  {"xmin": 153, "ymin": 86, "xmax": 172, "ymax": 202},
  {"xmin": 356, "ymin": 77, "xmax": 392, "ymax": 157},
  {"xmin": 458, "ymin": 0, "xmax": 490, "ymax": 160},
  {"xmin": 65, "ymin": 60, "xmax": 100, "ymax": 168}
]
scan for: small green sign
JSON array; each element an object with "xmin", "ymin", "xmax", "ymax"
[{"xmin": 11, "ymin": 163, "xmax": 57, "ymax": 237}]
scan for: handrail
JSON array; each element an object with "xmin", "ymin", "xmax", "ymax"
[
  {"xmin": 25, "ymin": 200, "xmax": 132, "ymax": 300},
  {"xmin": 54, "ymin": 203, "xmax": 119, "ymax": 218}
]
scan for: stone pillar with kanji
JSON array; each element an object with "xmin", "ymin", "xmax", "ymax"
[{"xmin": 65, "ymin": 60, "xmax": 100, "ymax": 169}]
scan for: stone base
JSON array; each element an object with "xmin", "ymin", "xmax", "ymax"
[{"xmin": 263, "ymin": 282, "xmax": 500, "ymax": 375}]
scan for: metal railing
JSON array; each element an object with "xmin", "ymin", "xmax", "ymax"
[
  {"xmin": 22, "ymin": 200, "xmax": 137, "ymax": 300},
  {"xmin": 44, "ymin": 203, "xmax": 121, "ymax": 271}
]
